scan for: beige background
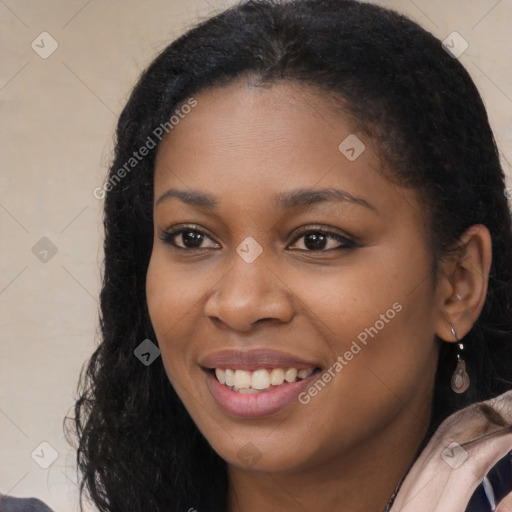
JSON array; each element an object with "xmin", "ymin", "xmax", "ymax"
[{"xmin": 1, "ymin": 1, "xmax": 511, "ymax": 510}]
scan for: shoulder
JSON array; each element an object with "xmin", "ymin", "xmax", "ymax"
[
  {"xmin": 390, "ymin": 390, "xmax": 512, "ymax": 512},
  {"xmin": 466, "ymin": 450, "xmax": 512, "ymax": 511},
  {"xmin": 0, "ymin": 495, "xmax": 55, "ymax": 512}
]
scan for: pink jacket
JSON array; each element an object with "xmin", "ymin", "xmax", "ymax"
[{"xmin": 390, "ymin": 390, "xmax": 512, "ymax": 511}]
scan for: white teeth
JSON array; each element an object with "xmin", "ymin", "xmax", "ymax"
[
  {"xmin": 251, "ymin": 369, "xmax": 270, "ymax": 390},
  {"xmin": 269, "ymin": 368, "xmax": 285, "ymax": 386},
  {"xmin": 298, "ymin": 368, "xmax": 314, "ymax": 379},
  {"xmin": 233, "ymin": 369, "xmax": 251, "ymax": 389},
  {"xmin": 215, "ymin": 368, "xmax": 226, "ymax": 385},
  {"xmin": 235, "ymin": 387, "xmax": 260, "ymax": 394},
  {"xmin": 225, "ymin": 369, "xmax": 235, "ymax": 387},
  {"xmin": 284, "ymin": 368, "xmax": 297, "ymax": 383},
  {"xmin": 214, "ymin": 366, "xmax": 317, "ymax": 391}
]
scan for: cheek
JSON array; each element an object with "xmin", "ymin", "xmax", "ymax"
[
  {"xmin": 145, "ymin": 249, "xmax": 198, "ymax": 370},
  {"xmin": 291, "ymin": 246, "xmax": 438, "ymax": 423},
  {"xmin": 282, "ymin": 244, "xmax": 429, "ymax": 345},
  {"xmin": 146, "ymin": 247, "xmax": 206, "ymax": 333}
]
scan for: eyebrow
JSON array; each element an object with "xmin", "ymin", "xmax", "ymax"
[{"xmin": 155, "ymin": 187, "xmax": 376, "ymax": 212}]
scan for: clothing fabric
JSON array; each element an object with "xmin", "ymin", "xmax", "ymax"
[
  {"xmin": 466, "ymin": 451, "xmax": 512, "ymax": 511},
  {"xmin": 0, "ymin": 495, "xmax": 54, "ymax": 512}
]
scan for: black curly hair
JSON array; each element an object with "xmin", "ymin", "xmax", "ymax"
[{"xmin": 64, "ymin": 1, "xmax": 512, "ymax": 510}]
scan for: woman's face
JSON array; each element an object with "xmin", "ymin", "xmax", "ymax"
[{"xmin": 146, "ymin": 80, "xmax": 441, "ymax": 473}]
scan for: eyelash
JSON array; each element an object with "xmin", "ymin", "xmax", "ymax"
[{"xmin": 157, "ymin": 224, "xmax": 356, "ymax": 252}]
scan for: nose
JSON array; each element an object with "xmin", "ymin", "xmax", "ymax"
[{"xmin": 203, "ymin": 250, "xmax": 295, "ymax": 332}]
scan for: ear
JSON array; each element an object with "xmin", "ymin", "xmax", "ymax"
[{"xmin": 434, "ymin": 224, "xmax": 492, "ymax": 342}]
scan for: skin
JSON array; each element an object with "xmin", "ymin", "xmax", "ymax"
[{"xmin": 146, "ymin": 79, "xmax": 492, "ymax": 511}]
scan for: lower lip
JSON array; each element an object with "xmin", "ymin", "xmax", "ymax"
[{"xmin": 204, "ymin": 369, "xmax": 320, "ymax": 418}]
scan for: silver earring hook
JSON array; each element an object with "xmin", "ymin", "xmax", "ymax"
[{"xmin": 450, "ymin": 323, "xmax": 464, "ymax": 360}]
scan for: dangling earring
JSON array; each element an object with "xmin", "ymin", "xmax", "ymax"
[{"xmin": 450, "ymin": 324, "xmax": 470, "ymax": 393}]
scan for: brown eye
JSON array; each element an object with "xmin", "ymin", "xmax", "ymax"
[
  {"xmin": 288, "ymin": 229, "xmax": 355, "ymax": 252},
  {"xmin": 158, "ymin": 226, "xmax": 220, "ymax": 250}
]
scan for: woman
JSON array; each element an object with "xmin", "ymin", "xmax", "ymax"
[{"xmin": 65, "ymin": 0, "xmax": 512, "ymax": 510}]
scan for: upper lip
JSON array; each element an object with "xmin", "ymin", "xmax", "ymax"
[{"xmin": 200, "ymin": 348, "xmax": 321, "ymax": 371}]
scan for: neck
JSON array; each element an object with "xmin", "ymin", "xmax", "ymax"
[{"xmin": 226, "ymin": 402, "xmax": 431, "ymax": 512}]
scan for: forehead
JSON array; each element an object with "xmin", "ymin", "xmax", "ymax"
[
  {"xmin": 153, "ymin": 80, "xmax": 423, "ymax": 225},
  {"xmin": 155, "ymin": 79, "xmax": 361, "ymax": 167}
]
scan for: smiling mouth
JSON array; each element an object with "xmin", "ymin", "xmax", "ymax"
[{"xmin": 206, "ymin": 366, "xmax": 322, "ymax": 394}]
